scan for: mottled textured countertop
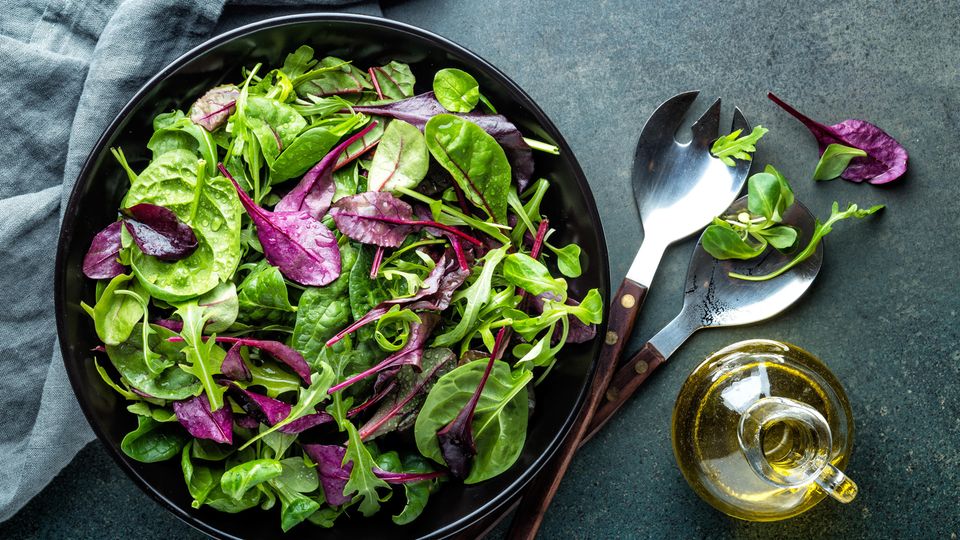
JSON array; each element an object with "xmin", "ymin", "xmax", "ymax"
[{"xmin": 4, "ymin": 0, "xmax": 958, "ymax": 538}]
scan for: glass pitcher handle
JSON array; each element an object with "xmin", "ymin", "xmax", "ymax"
[{"xmin": 816, "ymin": 463, "xmax": 858, "ymax": 503}]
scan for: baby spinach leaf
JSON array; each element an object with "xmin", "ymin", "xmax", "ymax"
[
  {"xmin": 121, "ymin": 416, "xmax": 187, "ymax": 463},
  {"xmin": 121, "ymin": 203, "xmax": 198, "ymax": 261},
  {"xmin": 106, "ymin": 324, "xmax": 201, "ymax": 399},
  {"xmin": 768, "ymin": 93, "xmax": 908, "ymax": 184},
  {"xmin": 173, "ymin": 394, "xmax": 233, "ymax": 444},
  {"xmin": 433, "ymin": 68, "xmax": 480, "ymax": 113},
  {"xmin": 391, "ymin": 453, "xmax": 441, "ymax": 525},
  {"xmin": 425, "ymin": 114, "xmax": 511, "ymax": 223},
  {"xmin": 272, "ymin": 479, "xmax": 321, "ymax": 532},
  {"xmin": 414, "ymin": 359, "xmax": 530, "ymax": 483},
  {"xmin": 237, "ymin": 261, "xmax": 296, "ymax": 324},
  {"xmin": 124, "ymin": 150, "xmax": 242, "ymax": 301},
  {"xmin": 189, "ymin": 85, "xmax": 240, "ymax": 132},
  {"xmin": 243, "ymin": 96, "xmax": 308, "ymax": 166},
  {"xmin": 433, "ymin": 244, "xmax": 509, "ymax": 348},
  {"xmin": 93, "ymin": 273, "xmax": 148, "ymax": 345},
  {"xmin": 221, "ymin": 459, "xmax": 283, "ymax": 499},
  {"xmin": 711, "ymin": 125, "xmax": 768, "ymax": 167},
  {"xmin": 369, "ymin": 61, "xmax": 416, "ymax": 100},
  {"xmin": 224, "ymin": 165, "xmax": 342, "ymax": 287},
  {"xmin": 181, "ymin": 443, "xmax": 217, "ymax": 508},
  {"xmin": 813, "ymin": 143, "xmax": 869, "ymax": 181},
  {"xmin": 83, "ymin": 221, "xmax": 126, "ymax": 279},
  {"xmin": 204, "ymin": 479, "xmax": 262, "ymax": 513},
  {"xmin": 502, "ymin": 253, "xmax": 567, "ymax": 298},
  {"xmin": 701, "ymin": 221, "xmax": 767, "ymax": 260},
  {"xmin": 367, "ymin": 120, "xmax": 429, "ymax": 193},
  {"xmin": 269, "ymin": 114, "xmax": 362, "ymax": 183},
  {"xmin": 292, "ymin": 287, "xmax": 351, "ymax": 366},
  {"xmin": 343, "ymin": 422, "xmax": 389, "ymax": 516},
  {"xmin": 278, "ymin": 457, "xmax": 320, "ymax": 493}
]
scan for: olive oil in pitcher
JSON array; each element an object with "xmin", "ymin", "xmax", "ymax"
[{"xmin": 672, "ymin": 339, "xmax": 857, "ymax": 521}]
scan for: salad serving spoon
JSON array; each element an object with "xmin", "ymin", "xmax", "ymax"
[
  {"xmin": 586, "ymin": 196, "xmax": 824, "ymax": 439},
  {"xmin": 507, "ymin": 92, "xmax": 751, "ymax": 540}
]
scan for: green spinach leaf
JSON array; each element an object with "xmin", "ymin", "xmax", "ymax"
[
  {"xmin": 121, "ymin": 416, "xmax": 187, "ymax": 463},
  {"xmin": 93, "ymin": 273, "xmax": 147, "ymax": 345},
  {"xmin": 221, "ymin": 459, "xmax": 284, "ymax": 499},
  {"xmin": 237, "ymin": 261, "xmax": 296, "ymax": 324},
  {"xmin": 424, "ymin": 114, "xmax": 511, "ymax": 223},
  {"xmin": 106, "ymin": 324, "xmax": 201, "ymax": 400},
  {"xmin": 414, "ymin": 359, "xmax": 530, "ymax": 483},
  {"xmin": 433, "ymin": 68, "xmax": 480, "ymax": 113},
  {"xmin": 181, "ymin": 442, "xmax": 217, "ymax": 508}
]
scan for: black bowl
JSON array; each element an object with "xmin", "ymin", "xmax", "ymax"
[{"xmin": 55, "ymin": 13, "xmax": 608, "ymax": 539}]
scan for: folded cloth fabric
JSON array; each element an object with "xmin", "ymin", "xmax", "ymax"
[{"xmin": 0, "ymin": 0, "xmax": 381, "ymax": 522}]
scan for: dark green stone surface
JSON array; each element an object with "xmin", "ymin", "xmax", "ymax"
[{"xmin": 4, "ymin": 1, "xmax": 958, "ymax": 538}]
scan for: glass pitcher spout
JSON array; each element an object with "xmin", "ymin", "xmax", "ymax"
[{"xmin": 738, "ymin": 397, "xmax": 857, "ymax": 504}]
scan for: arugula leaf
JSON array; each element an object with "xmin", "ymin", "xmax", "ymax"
[
  {"xmin": 433, "ymin": 68, "xmax": 480, "ymax": 113},
  {"xmin": 711, "ymin": 125, "xmax": 769, "ymax": 167},
  {"xmin": 730, "ymin": 202, "xmax": 884, "ymax": 281},
  {"xmin": 433, "ymin": 244, "xmax": 509, "ymax": 347},
  {"xmin": 813, "ymin": 143, "xmax": 869, "ymax": 181},
  {"xmin": 175, "ymin": 302, "xmax": 227, "ymax": 410},
  {"xmin": 240, "ymin": 362, "xmax": 335, "ymax": 449},
  {"xmin": 343, "ymin": 422, "xmax": 389, "ymax": 516},
  {"xmin": 281, "ymin": 45, "xmax": 318, "ymax": 79}
]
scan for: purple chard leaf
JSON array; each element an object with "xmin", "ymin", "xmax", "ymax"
[
  {"xmin": 275, "ymin": 122, "xmax": 378, "ymax": 219},
  {"xmin": 189, "ymin": 85, "xmax": 240, "ymax": 132},
  {"xmin": 768, "ymin": 93, "xmax": 908, "ymax": 184},
  {"xmin": 225, "ymin": 383, "xmax": 291, "ymax": 426},
  {"xmin": 121, "ymin": 203, "xmax": 199, "ymax": 261},
  {"xmin": 302, "ymin": 444, "xmax": 353, "ymax": 506},
  {"xmin": 172, "ymin": 394, "xmax": 233, "ymax": 444},
  {"xmin": 330, "ymin": 191, "xmax": 483, "ymax": 249},
  {"xmin": 220, "ymin": 342, "xmax": 251, "ymax": 381},
  {"xmin": 219, "ymin": 163, "xmax": 341, "ymax": 287},
  {"xmin": 215, "ymin": 336, "xmax": 312, "ymax": 385},
  {"xmin": 82, "ymin": 221, "xmax": 126, "ymax": 279}
]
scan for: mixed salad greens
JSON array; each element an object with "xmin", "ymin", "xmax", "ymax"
[{"xmin": 81, "ymin": 46, "xmax": 602, "ymax": 531}]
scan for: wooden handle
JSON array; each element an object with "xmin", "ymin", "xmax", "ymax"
[
  {"xmin": 584, "ymin": 341, "xmax": 666, "ymax": 443},
  {"xmin": 505, "ymin": 279, "xmax": 647, "ymax": 540}
]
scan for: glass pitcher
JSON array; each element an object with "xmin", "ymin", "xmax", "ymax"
[{"xmin": 672, "ymin": 339, "xmax": 858, "ymax": 521}]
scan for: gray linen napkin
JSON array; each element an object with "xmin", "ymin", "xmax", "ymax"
[{"xmin": 0, "ymin": 0, "xmax": 381, "ymax": 522}]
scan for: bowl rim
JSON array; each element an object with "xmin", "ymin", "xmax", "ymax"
[{"xmin": 55, "ymin": 11, "xmax": 608, "ymax": 539}]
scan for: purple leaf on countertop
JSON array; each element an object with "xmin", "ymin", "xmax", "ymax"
[
  {"xmin": 220, "ymin": 342, "xmax": 251, "ymax": 381},
  {"xmin": 328, "ymin": 313, "xmax": 439, "ymax": 394},
  {"xmin": 359, "ymin": 347, "xmax": 457, "ymax": 441},
  {"xmin": 353, "ymin": 92, "xmax": 533, "ymax": 189},
  {"xmin": 302, "ymin": 444, "xmax": 353, "ymax": 506},
  {"xmin": 275, "ymin": 122, "xmax": 378, "ymax": 219},
  {"xmin": 220, "ymin": 163, "xmax": 341, "ymax": 287},
  {"xmin": 82, "ymin": 221, "xmax": 126, "ymax": 279},
  {"xmin": 225, "ymin": 383, "xmax": 291, "ymax": 426},
  {"xmin": 768, "ymin": 93, "xmax": 908, "ymax": 184},
  {"xmin": 189, "ymin": 85, "xmax": 239, "ymax": 132},
  {"xmin": 330, "ymin": 191, "xmax": 483, "ymax": 249},
  {"xmin": 172, "ymin": 394, "xmax": 233, "ymax": 444},
  {"xmin": 121, "ymin": 203, "xmax": 199, "ymax": 261}
]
